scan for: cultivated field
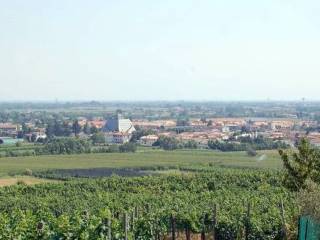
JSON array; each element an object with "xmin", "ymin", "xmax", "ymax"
[{"xmin": 0, "ymin": 149, "xmax": 281, "ymax": 177}]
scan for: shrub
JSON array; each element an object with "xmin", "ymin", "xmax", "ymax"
[
  {"xmin": 247, "ymin": 147, "xmax": 257, "ymax": 157},
  {"xmin": 24, "ymin": 168, "xmax": 33, "ymax": 176},
  {"xmin": 298, "ymin": 181, "xmax": 320, "ymax": 221},
  {"xmin": 119, "ymin": 142, "xmax": 137, "ymax": 153}
]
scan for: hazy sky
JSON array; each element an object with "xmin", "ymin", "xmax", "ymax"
[{"xmin": 1, "ymin": 0, "xmax": 320, "ymax": 101}]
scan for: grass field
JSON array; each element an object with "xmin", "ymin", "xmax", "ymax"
[
  {"xmin": 0, "ymin": 176, "xmax": 58, "ymax": 187},
  {"xmin": 0, "ymin": 149, "xmax": 282, "ymax": 177}
]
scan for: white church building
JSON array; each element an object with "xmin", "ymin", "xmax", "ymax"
[{"xmin": 103, "ymin": 114, "xmax": 135, "ymax": 144}]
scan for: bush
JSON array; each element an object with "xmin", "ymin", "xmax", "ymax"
[
  {"xmin": 90, "ymin": 133, "xmax": 106, "ymax": 145},
  {"xmin": 153, "ymin": 136, "xmax": 180, "ymax": 150},
  {"xmin": 247, "ymin": 147, "xmax": 257, "ymax": 157},
  {"xmin": 119, "ymin": 142, "xmax": 137, "ymax": 153},
  {"xmin": 184, "ymin": 140, "xmax": 198, "ymax": 149},
  {"xmin": 40, "ymin": 138, "xmax": 91, "ymax": 155},
  {"xmin": 16, "ymin": 180, "xmax": 26, "ymax": 185},
  {"xmin": 24, "ymin": 168, "xmax": 33, "ymax": 176},
  {"xmin": 298, "ymin": 181, "xmax": 320, "ymax": 221}
]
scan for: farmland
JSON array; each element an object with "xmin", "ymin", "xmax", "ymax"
[
  {"xmin": 0, "ymin": 168, "xmax": 296, "ymax": 239},
  {"xmin": 0, "ymin": 149, "xmax": 281, "ymax": 177},
  {"xmin": 0, "ymin": 147, "xmax": 297, "ymax": 239}
]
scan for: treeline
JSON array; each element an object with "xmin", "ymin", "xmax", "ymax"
[
  {"xmin": 153, "ymin": 136, "xmax": 198, "ymax": 150},
  {"xmin": 208, "ymin": 136, "xmax": 289, "ymax": 152},
  {"xmin": 36, "ymin": 138, "xmax": 137, "ymax": 155},
  {"xmin": 0, "ymin": 138, "xmax": 137, "ymax": 158}
]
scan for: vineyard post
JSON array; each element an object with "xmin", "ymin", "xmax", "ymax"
[
  {"xmin": 280, "ymin": 198, "xmax": 288, "ymax": 240},
  {"xmin": 134, "ymin": 206, "xmax": 138, "ymax": 219},
  {"xmin": 124, "ymin": 213, "xmax": 128, "ymax": 240},
  {"xmin": 212, "ymin": 203, "xmax": 217, "ymax": 240},
  {"xmin": 171, "ymin": 214, "xmax": 176, "ymax": 240},
  {"xmin": 107, "ymin": 217, "xmax": 112, "ymax": 240},
  {"xmin": 131, "ymin": 210, "xmax": 135, "ymax": 231},
  {"xmin": 245, "ymin": 201, "xmax": 251, "ymax": 240},
  {"xmin": 201, "ymin": 213, "xmax": 206, "ymax": 240}
]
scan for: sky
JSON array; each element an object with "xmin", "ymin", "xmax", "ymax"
[{"xmin": 0, "ymin": 0, "xmax": 320, "ymax": 101}]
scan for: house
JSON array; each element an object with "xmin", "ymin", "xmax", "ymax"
[
  {"xmin": 139, "ymin": 135, "xmax": 159, "ymax": 146},
  {"xmin": 24, "ymin": 128, "xmax": 47, "ymax": 142},
  {"xmin": 103, "ymin": 114, "xmax": 135, "ymax": 144},
  {"xmin": 105, "ymin": 132, "xmax": 131, "ymax": 144},
  {"xmin": 0, "ymin": 123, "xmax": 20, "ymax": 137}
]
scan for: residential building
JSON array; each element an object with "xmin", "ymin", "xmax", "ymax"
[{"xmin": 139, "ymin": 135, "xmax": 159, "ymax": 146}]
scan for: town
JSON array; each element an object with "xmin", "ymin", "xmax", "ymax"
[{"xmin": 1, "ymin": 101, "xmax": 320, "ymax": 151}]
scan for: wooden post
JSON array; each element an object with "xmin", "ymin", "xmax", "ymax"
[
  {"xmin": 201, "ymin": 214, "xmax": 206, "ymax": 240},
  {"xmin": 124, "ymin": 213, "xmax": 128, "ymax": 240},
  {"xmin": 131, "ymin": 210, "xmax": 135, "ymax": 231},
  {"xmin": 212, "ymin": 204, "xmax": 217, "ymax": 240},
  {"xmin": 171, "ymin": 215, "xmax": 176, "ymax": 240},
  {"xmin": 107, "ymin": 218, "xmax": 112, "ymax": 240},
  {"xmin": 135, "ymin": 206, "xmax": 138, "ymax": 219},
  {"xmin": 280, "ymin": 199, "xmax": 288, "ymax": 240},
  {"xmin": 185, "ymin": 227, "xmax": 191, "ymax": 240},
  {"xmin": 245, "ymin": 202, "xmax": 251, "ymax": 240}
]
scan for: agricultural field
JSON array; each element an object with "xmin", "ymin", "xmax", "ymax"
[
  {"xmin": 0, "ymin": 149, "xmax": 281, "ymax": 177},
  {"xmin": 0, "ymin": 149, "xmax": 297, "ymax": 239},
  {"xmin": 0, "ymin": 168, "xmax": 297, "ymax": 239}
]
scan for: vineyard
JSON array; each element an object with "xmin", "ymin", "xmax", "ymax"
[{"xmin": 0, "ymin": 168, "xmax": 297, "ymax": 239}]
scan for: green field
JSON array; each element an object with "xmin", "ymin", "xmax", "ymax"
[{"xmin": 0, "ymin": 149, "xmax": 282, "ymax": 177}]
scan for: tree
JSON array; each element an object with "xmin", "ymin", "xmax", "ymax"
[
  {"xmin": 39, "ymin": 138, "xmax": 91, "ymax": 155},
  {"xmin": 90, "ymin": 126, "xmax": 99, "ymax": 134},
  {"xmin": 200, "ymin": 117, "xmax": 207, "ymax": 123},
  {"xmin": 72, "ymin": 120, "xmax": 81, "ymax": 136},
  {"xmin": 246, "ymin": 147, "xmax": 257, "ymax": 157},
  {"xmin": 21, "ymin": 123, "xmax": 31, "ymax": 134},
  {"xmin": 91, "ymin": 133, "xmax": 106, "ymax": 145},
  {"xmin": 279, "ymin": 138, "xmax": 320, "ymax": 191},
  {"xmin": 176, "ymin": 119, "xmax": 190, "ymax": 127},
  {"xmin": 184, "ymin": 140, "xmax": 198, "ymax": 149},
  {"xmin": 130, "ymin": 129, "xmax": 156, "ymax": 143},
  {"xmin": 207, "ymin": 120, "xmax": 213, "ymax": 126},
  {"xmin": 153, "ymin": 136, "xmax": 180, "ymax": 150},
  {"xmin": 119, "ymin": 142, "xmax": 137, "ymax": 153},
  {"xmin": 83, "ymin": 122, "xmax": 91, "ymax": 135},
  {"xmin": 297, "ymin": 180, "xmax": 320, "ymax": 221},
  {"xmin": 45, "ymin": 122, "xmax": 55, "ymax": 138}
]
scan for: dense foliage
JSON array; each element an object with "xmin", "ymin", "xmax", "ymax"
[
  {"xmin": 279, "ymin": 138, "xmax": 320, "ymax": 191},
  {"xmin": 0, "ymin": 169, "xmax": 297, "ymax": 239},
  {"xmin": 36, "ymin": 138, "xmax": 91, "ymax": 155},
  {"xmin": 208, "ymin": 136, "xmax": 289, "ymax": 152}
]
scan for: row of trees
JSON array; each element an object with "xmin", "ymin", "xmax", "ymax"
[
  {"xmin": 46, "ymin": 120, "xmax": 99, "ymax": 138},
  {"xmin": 153, "ymin": 136, "xmax": 198, "ymax": 150},
  {"xmin": 208, "ymin": 136, "xmax": 289, "ymax": 152},
  {"xmin": 34, "ymin": 138, "xmax": 138, "ymax": 155}
]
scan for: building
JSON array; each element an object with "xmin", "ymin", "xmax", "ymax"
[
  {"xmin": 139, "ymin": 135, "xmax": 159, "ymax": 146},
  {"xmin": 0, "ymin": 123, "xmax": 20, "ymax": 137},
  {"xmin": 103, "ymin": 114, "xmax": 135, "ymax": 144},
  {"xmin": 105, "ymin": 132, "xmax": 131, "ymax": 144},
  {"xmin": 104, "ymin": 114, "xmax": 135, "ymax": 134},
  {"xmin": 24, "ymin": 128, "xmax": 47, "ymax": 142}
]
